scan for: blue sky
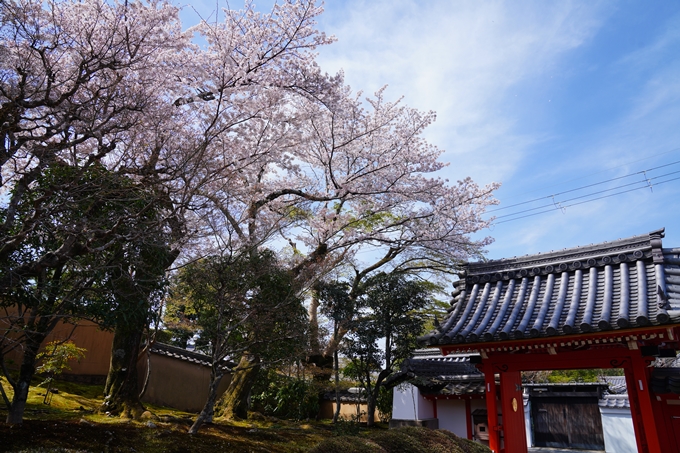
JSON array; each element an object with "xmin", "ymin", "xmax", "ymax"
[{"xmin": 181, "ymin": 1, "xmax": 680, "ymax": 261}]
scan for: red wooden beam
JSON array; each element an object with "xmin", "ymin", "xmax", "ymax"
[
  {"xmin": 480, "ymin": 347, "xmax": 634, "ymax": 372},
  {"xmin": 629, "ymin": 353, "xmax": 663, "ymax": 453},
  {"xmin": 423, "ymin": 394, "xmax": 485, "ymax": 400},
  {"xmin": 623, "ymin": 359, "xmax": 648, "ymax": 453},
  {"xmin": 438, "ymin": 325, "xmax": 680, "ymax": 356}
]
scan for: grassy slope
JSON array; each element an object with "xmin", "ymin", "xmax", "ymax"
[
  {"xmin": 0, "ymin": 378, "xmax": 490, "ymax": 453},
  {"xmin": 309, "ymin": 426, "xmax": 491, "ymax": 453},
  {"xmin": 0, "ymin": 377, "xmax": 330, "ymax": 453}
]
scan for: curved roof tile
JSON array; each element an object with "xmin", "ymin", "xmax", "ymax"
[{"xmin": 420, "ymin": 228, "xmax": 680, "ymax": 346}]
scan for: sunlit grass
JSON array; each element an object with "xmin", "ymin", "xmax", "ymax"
[
  {"xmin": 0, "ymin": 376, "xmax": 337, "ymax": 452},
  {"xmin": 0, "ymin": 377, "xmax": 480, "ymax": 453},
  {"xmin": 0, "ymin": 375, "xmax": 102, "ymax": 422}
]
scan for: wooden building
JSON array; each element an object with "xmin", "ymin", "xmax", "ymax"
[{"xmin": 418, "ymin": 228, "xmax": 680, "ymax": 453}]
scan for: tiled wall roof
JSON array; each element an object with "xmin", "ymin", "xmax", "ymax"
[
  {"xmin": 149, "ymin": 342, "xmax": 234, "ymax": 370},
  {"xmin": 599, "ymin": 375, "xmax": 627, "ymax": 394},
  {"xmin": 599, "ymin": 394, "xmax": 630, "ymax": 409},
  {"xmin": 420, "ymin": 229, "xmax": 680, "ymax": 346},
  {"xmin": 386, "ymin": 350, "xmax": 485, "ymax": 395}
]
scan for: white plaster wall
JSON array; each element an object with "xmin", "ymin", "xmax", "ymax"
[
  {"xmin": 391, "ymin": 383, "xmax": 435, "ymax": 420},
  {"xmin": 437, "ymin": 399, "xmax": 468, "ymax": 437},
  {"xmin": 599, "ymin": 407, "xmax": 637, "ymax": 453},
  {"xmin": 524, "ymin": 401, "xmax": 532, "ymax": 447},
  {"xmin": 392, "ymin": 384, "xmax": 419, "ymax": 420},
  {"xmin": 417, "ymin": 394, "xmax": 435, "ymax": 419}
]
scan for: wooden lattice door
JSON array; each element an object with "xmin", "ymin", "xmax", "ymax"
[{"xmin": 531, "ymin": 396, "xmax": 604, "ymax": 450}]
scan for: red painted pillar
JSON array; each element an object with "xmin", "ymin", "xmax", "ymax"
[
  {"xmin": 500, "ymin": 371, "xmax": 527, "ymax": 453},
  {"xmin": 624, "ymin": 353, "xmax": 663, "ymax": 453},
  {"xmin": 484, "ymin": 367, "xmax": 501, "ymax": 453},
  {"xmin": 465, "ymin": 398, "xmax": 473, "ymax": 440},
  {"xmin": 630, "ymin": 353, "xmax": 662, "ymax": 453},
  {"xmin": 623, "ymin": 361, "xmax": 647, "ymax": 453}
]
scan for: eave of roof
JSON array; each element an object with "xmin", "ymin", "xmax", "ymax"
[{"xmin": 420, "ymin": 229, "xmax": 680, "ymax": 348}]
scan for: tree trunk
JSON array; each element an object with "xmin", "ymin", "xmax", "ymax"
[
  {"xmin": 308, "ymin": 291, "xmax": 320, "ymax": 356},
  {"xmin": 332, "ymin": 348, "xmax": 341, "ymax": 423},
  {"xmin": 5, "ymin": 337, "xmax": 42, "ymax": 424},
  {"xmin": 101, "ymin": 325, "xmax": 145, "ymax": 418},
  {"xmin": 366, "ymin": 369, "xmax": 391, "ymax": 427},
  {"xmin": 189, "ymin": 368, "xmax": 223, "ymax": 434},
  {"xmin": 216, "ymin": 353, "xmax": 260, "ymax": 420},
  {"xmin": 366, "ymin": 387, "xmax": 378, "ymax": 427}
]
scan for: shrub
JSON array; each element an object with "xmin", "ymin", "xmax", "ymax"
[{"xmin": 250, "ymin": 370, "xmax": 319, "ymax": 420}]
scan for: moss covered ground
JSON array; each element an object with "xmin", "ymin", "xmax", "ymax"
[{"xmin": 0, "ymin": 378, "xmax": 490, "ymax": 453}]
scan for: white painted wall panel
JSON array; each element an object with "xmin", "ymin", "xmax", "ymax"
[
  {"xmin": 392, "ymin": 384, "xmax": 418, "ymax": 420},
  {"xmin": 599, "ymin": 407, "xmax": 637, "ymax": 453},
  {"xmin": 437, "ymin": 400, "xmax": 468, "ymax": 437},
  {"xmin": 417, "ymin": 394, "xmax": 435, "ymax": 419},
  {"xmin": 524, "ymin": 401, "xmax": 532, "ymax": 447}
]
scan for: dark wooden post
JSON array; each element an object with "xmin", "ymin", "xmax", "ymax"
[
  {"xmin": 500, "ymin": 370, "xmax": 527, "ymax": 453},
  {"xmin": 465, "ymin": 398, "xmax": 473, "ymax": 440}
]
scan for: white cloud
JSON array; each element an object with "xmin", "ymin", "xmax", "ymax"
[
  {"xmin": 316, "ymin": 0, "xmax": 611, "ymax": 185},
  {"xmin": 176, "ymin": 1, "xmax": 680, "ymax": 258}
]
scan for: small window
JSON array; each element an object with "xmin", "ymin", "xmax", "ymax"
[{"xmin": 479, "ymin": 426, "xmax": 486, "ymax": 432}]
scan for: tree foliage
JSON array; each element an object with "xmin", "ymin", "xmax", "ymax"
[
  {"xmin": 167, "ymin": 250, "xmax": 307, "ymax": 432},
  {"xmin": 342, "ymin": 272, "xmax": 432, "ymax": 427},
  {"xmin": 1, "ymin": 0, "xmax": 499, "ymax": 426},
  {"xmin": 35, "ymin": 340, "xmax": 86, "ymax": 404},
  {"xmin": 251, "ymin": 369, "xmax": 320, "ymax": 421},
  {"xmin": 0, "ymin": 163, "xmax": 173, "ymax": 422}
]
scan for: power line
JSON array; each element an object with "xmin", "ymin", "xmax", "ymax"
[
  {"xmin": 488, "ymin": 158, "xmax": 680, "ymax": 213},
  {"xmin": 492, "ymin": 147, "xmax": 680, "ymax": 204},
  {"xmin": 493, "ymin": 175, "xmax": 680, "ymax": 224},
  {"xmin": 493, "ymin": 168, "xmax": 680, "ymax": 220}
]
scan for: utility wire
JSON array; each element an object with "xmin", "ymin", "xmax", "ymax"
[
  {"xmin": 492, "ymin": 147, "xmax": 680, "ymax": 205},
  {"xmin": 488, "ymin": 158, "xmax": 680, "ymax": 213},
  {"xmin": 493, "ymin": 168, "xmax": 680, "ymax": 220},
  {"xmin": 494, "ymin": 175, "xmax": 680, "ymax": 224}
]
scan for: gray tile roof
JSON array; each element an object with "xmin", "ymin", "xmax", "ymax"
[
  {"xmin": 420, "ymin": 229, "xmax": 680, "ymax": 346},
  {"xmin": 400, "ymin": 352, "xmax": 482, "ymax": 379},
  {"xmin": 385, "ymin": 350, "xmax": 485, "ymax": 396},
  {"xmin": 650, "ymin": 367, "xmax": 680, "ymax": 394},
  {"xmin": 322, "ymin": 388, "xmax": 369, "ymax": 403},
  {"xmin": 599, "ymin": 376, "xmax": 627, "ymax": 394},
  {"xmin": 149, "ymin": 342, "xmax": 234, "ymax": 370},
  {"xmin": 599, "ymin": 394, "xmax": 630, "ymax": 409}
]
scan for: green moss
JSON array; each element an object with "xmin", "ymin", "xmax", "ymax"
[
  {"xmin": 308, "ymin": 437, "xmax": 385, "ymax": 453},
  {"xmin": 310, "ymin": 426, "xmax": 491, "ymax": 453},
  {"xmin": 0, "ymin": 377, "xmax": 490, "ymax": 453}
]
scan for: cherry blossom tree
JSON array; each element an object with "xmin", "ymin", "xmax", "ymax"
[
  {"xmin": 0, "ymin": 0, "xmax": 193, "ymax": 423},
  {"xmin": 192, "ymin": 74, "xmax": 499, "ymax": 413},
  {"xmin": 1, "ymin": 0, "xmax": 499, "ymax": 425},
  {"xmin": 1, "ymin": 0, "xmax": 336, "ymax": 422}
]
